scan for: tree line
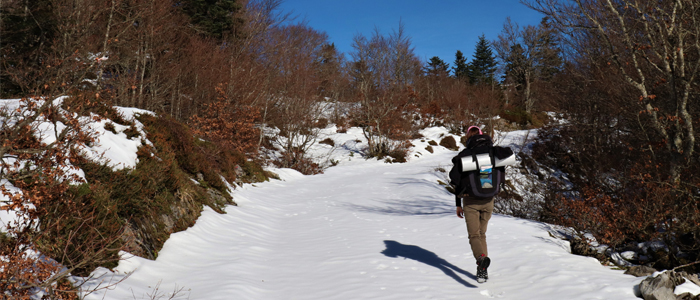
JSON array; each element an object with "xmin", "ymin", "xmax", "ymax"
[{"xmin": 1, "ymin": 0, "xmax": 562, "ymax": 166}]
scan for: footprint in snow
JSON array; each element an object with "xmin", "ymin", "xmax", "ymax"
[{"xmin": 480, "ymin": 289, "xmax": 505, "ymax": 298}]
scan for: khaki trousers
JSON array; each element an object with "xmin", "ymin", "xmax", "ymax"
[{"xmin": 463, "ymin": 199, "xmax": 494, "ymax": 261}]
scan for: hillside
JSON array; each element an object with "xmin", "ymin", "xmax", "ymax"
[{"xmin": 0, "ymin": 97, "xmax": 270, "ymax": 298}]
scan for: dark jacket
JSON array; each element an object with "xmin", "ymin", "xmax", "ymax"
[{"xmin": 449, "ymin": 134, "xmax": 508, "ymax": 207}]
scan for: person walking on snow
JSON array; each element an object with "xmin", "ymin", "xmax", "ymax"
[{"xmin": 449, "ymin": 125, "xmax": 505, "ymax": 283}]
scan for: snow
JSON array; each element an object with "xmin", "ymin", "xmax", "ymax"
[
  {"xmin": 676, "ymin": 279, "xmax": 700, "ymax": 296},
  {"xmin": 79, "ymin": 127, "xmax": 648, "ymax": 300},
  {"xmin": 493, "ymin": 129, "xmax": 537, "ymax": 154},
  {"xmin": 1, "ymin": 99, "xmax": 695, "ymax": 298},
  {"xmin": 79, "ymin": 106, "xmax": 152, "ymax": 170},
  {"xmin": 0, "ymin": 179, "xmax": 24, "ymax": 232},
  {"xmin": 0, "ymin": 99, "xmax": 151, "ymax": 233}
]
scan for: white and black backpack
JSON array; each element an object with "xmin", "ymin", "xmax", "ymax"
[{"xmin": 449, "ymin": 134, "xmax": 515, "ymax": 199}]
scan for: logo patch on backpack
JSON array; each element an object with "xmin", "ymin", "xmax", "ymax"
[
  {"xmin": 479, "ymin": 166, "xmax": 493, "ymax": 188},
  {"xmin": 466, "ymin": 165, "xmax": 501, "ymax": 198}
]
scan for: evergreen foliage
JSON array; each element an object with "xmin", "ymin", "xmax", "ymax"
[
  {"xmin": 502, "ymin": 18, "xmax": 561, "ymax": 86},
  {"xmin": 315, "ymin": 43, "xmax": 344, "ymax": 98},
  {"xmin": 496, "ymin": 17, "xmax": 562, "ymax": 114},
  {"xmin": 467, "ymin": 35, "xmax": 498, "ymax": 85},
  {"xmin": 503, "ymin": 43, "xmax": 527, "ymax": 86},
  {"xmin": 177, "ymin": 0, "xmax": 243, "ymax": 40},
  {"xmin": 426, "ymin": 56, "xmax": 450, "ymax": 77},
  {"xmin": 532, "ymin": 18, "xmax": 562, "ymax": 81},
  {"xmin": 452, "ymin": 50, "xmax": 468, "ymax": 80}
]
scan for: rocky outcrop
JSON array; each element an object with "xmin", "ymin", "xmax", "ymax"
[
  {"xmin": 638, "ymin": 270, "xmax": 700, "ymax": 300},
  {"xmin": 639, "ymin": 272, "xmax": 677, "ymax": 300}
]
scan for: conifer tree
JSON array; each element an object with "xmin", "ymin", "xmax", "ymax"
[
  {"xmin": 315, "ymin": 43, "xmax": 345, "ymax": 99},
  {"xmin": 452, "ymin": 50, "xmax": 468, "ymax": 81},
  {"xmin": 426, "ymin": 56, "xmax": 450, "ymax": 77},
  {"xmin": 494, "ymin": 17, "xmax": 562, "ymax": 113},
  {"xmin": 177, "ymin": 0, "xmax": 243, "ymax": 40},
  {"xmin": 532, "ymin": 18, "xmax": 562, "ymax": 81},
  {"xmin": 503, "ymin": 43, "xmax": 528, "ymax": 85},
  {"xmin": 467, "ymin": 35, "xmax": 498, "ymax": 85}
]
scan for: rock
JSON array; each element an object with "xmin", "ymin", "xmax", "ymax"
[
  {"xmin": 120, "ymin": 224, "xmax": 143, "ymax": 257},
  {"xmin": 570, "ymin": 237, "xmax": 602, "ymax": 259},
  {"xmin": 207, "ymin": 187, "xmax": 236, "ymax": 210},
  {"xmin": 685, "ymin": 273, "xmax": 700, "ymax": 287},
  {"xmin": 639, "ymin": 272, "xmax": 677, "ymax": 300},
  {"xmin": 439, "ymin": 136, "xmax": 458, "ymax": 151},
  {"xmin": 626, "ymin": 266, "xmax": 658, "ymax": 277},
  {"xmin": 675, "ymin": 292, "xmax": 700, "ymax": 300},
  {"xmin": 669, "ymin": 271, "xmax": 692, "ymax": 286},
  {"xmin": 161, "ymin": 214, "xmax": 175, "ymax": 232},
  {"xmin": 234, "ymin": 164, "xmax": 245, "ymax": 177}
]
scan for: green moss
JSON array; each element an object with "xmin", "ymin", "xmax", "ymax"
[{"xmin": 242, "ymin": 160, "xmax": 270, "ymax": 183}]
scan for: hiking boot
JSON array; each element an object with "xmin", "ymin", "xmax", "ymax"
[{"xmin": 476, "ymin": 255, "xmax": 490, "ymax": 283}]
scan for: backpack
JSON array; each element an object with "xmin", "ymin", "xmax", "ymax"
[{"xmin": 449, "ymin": 134, "xmax": 513, "ymax": 199}]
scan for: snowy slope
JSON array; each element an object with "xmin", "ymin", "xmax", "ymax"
[
  {"xmin": 0, "ymin": 99, "xmax": 152, "ymax": 231},
  {"xmin": 79, "ymin": 128, "xmax": 645, "ymax": 300}
]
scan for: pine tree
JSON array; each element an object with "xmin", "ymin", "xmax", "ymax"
[
  {"xmin": 426, "ymin": 56, "xmax": 450, "ymax": 78},
  {"xmin": 315, "ymin": 43, "xmax": 344, "ymax": 98},
  {"xmin": 496, "ymin": 17, "xmax": 562, "ymax": 113},
  {"xmin": 452, "ymin": 50, "xmax": 468, "ymax": 80},
  {"xmin": 467, "ymin": 35, "xmax": 498, "ymax": 85},
  {"xmin": 177, "ymin": 0, "xmax": 243, "ymax": 40},
  {"xmin": 533, "ymin": 17, "xmax": 562, "ymax": 81},
  {"xmin": 503, "ymin": 43, "xmax": 528, "ymax": 89}
]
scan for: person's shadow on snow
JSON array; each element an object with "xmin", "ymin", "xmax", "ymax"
[{"xmin": 381, "ymin": 240, "xmax": 476, "ymax": 288}]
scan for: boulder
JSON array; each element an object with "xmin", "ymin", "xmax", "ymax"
[
  {"xmin": 626, "ymin": 266, "xmax": 658, "ymax": 277},
  {"xmin": 639, "ymin": 272, "xmax": 677, "ymax": 300},
  {"xmin": 639, "ymin": 270, "xmax": 700, "ymax": 300}
]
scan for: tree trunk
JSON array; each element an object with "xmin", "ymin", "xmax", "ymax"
[{"xmin": 95, "ymin": 0, "xmax": 116, "ymax": 91}]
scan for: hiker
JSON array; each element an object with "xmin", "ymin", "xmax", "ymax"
[{"xmin": 448, "ymin": 125, "xmax": 511, "ymax": 283}]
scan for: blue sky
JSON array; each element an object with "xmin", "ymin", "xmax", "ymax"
[{"xmin": 278, "ymin": 0, "xmax": 544, "ymax": 67}]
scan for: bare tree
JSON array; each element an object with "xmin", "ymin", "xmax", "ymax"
[
  {"xmin": 0, "ymin": 96, "xmax": 127, "ymax": 299},
  {"xmin": 349, "ymin": 22, "xmax": 422, "ymax": 158},
  {"xmin": 265, "ymin": 23, "xmax": 329, "ymax": 172},
  {"xmin": 523, "ymin": 0, "xmax": 699, "ymax": 181}
]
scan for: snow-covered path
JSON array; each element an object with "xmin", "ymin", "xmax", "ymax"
[{"xmin": 83, "ymin": 139, "xmax": 643, "ymax": 300}]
